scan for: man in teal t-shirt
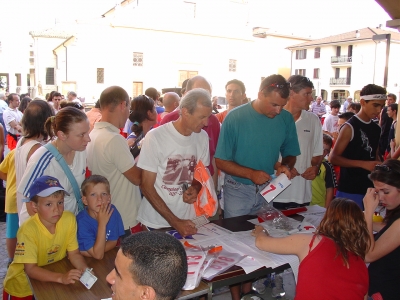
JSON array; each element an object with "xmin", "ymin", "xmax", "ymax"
[{"xmin": 215, "ymin": 74, "xmax": 300, "ymax": 218}]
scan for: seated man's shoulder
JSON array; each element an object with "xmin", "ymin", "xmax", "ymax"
[{"xmin": 160, "ymin": 110, "xmax": 179, "ymax": 125}]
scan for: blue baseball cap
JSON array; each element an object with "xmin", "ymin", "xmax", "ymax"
[{"xmin": 28, "ymin": 176, "xmax": 69, "ymax": 199}]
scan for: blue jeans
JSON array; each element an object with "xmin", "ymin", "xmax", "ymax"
[
  {"xmin": 336, "ymin": 191, "xmax": 364, "ymax": 210},
  {"xmin": 223, "ymin": 175, "xmax": 269, "ymax": 218}
]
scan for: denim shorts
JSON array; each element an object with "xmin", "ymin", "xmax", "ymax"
[
  {"xmin": 223, "ymin": 175, "xmax": 269, "ymax": 218},
  {"xmin": 336, "ymin": 191, "xmax": 364, "ymax": 210}
]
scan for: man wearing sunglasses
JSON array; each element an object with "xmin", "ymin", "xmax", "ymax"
[
  {"xmin": 273, "ymin": 75, "xmax": 323, "ymax": 209},
  {"xmin": 215, "ymin": 74, "xmax": 300, "ymax": 219}
]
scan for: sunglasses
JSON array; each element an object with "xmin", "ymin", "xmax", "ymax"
[
  {"xmin": 374, "ymin": 164, "xmax": 399, "ymax": 173},
  {"xmin": 260, "ymin": 82, "xmax": 291, "ymax": 92}
]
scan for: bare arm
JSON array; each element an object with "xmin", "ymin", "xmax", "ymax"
[
  {"xmin": 81, "ymin": 203, "xmax": 114, "ymax": 260},
  {"xmin": 67, "ymin": 249, "xmax": 88, "ymax": 271},
  {"xmin": 81, "ymin": 241, "xmax": 117, "ymax": 258},
  {"xmin": 9, "ymin": 120, "xmax": 22, "ymax": 133},
  {"xmin": 123, "ymin": 165, "xmax": 141, "ymax": 186},
  {"xmin": 253, "ymin": 225, "xmax": 311, "ymax": 261},
  {"xmin": 24, "ymin": 249, "xmax": 87, "ymax": 285},
  {"xmin": 140, "ymin": 169, "xmax": 197, "ymax": 237},
  {"xmin": 325, "ymin": 187, "xmax": 334, "ymax": 208},
  {"xmin": 301, "ymin": 155, "xmax": 323, "ymax": 180},
  {"xmin": 390, "ymin": 139, "xmax": 400, "ymax": 159},
  {"xmin": 0, "ymin": 170, "xmax": 6, "ymax": 181},
  {"xmin": 215, "ymin": 158, "xmax": 272, "ymax": 184},
  {"xmin": 363, "ymin": 188, "xmax": 400, "ymax": 263},
  {"xmin": 329, "ymin": 124, "xmax": 380, "ymax": 171}
]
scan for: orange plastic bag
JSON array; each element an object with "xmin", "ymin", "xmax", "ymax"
[{"xmin": 193, "ymin": 160, "xmax": 218, "ymax": 217}]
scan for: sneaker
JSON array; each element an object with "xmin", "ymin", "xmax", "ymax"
[
  {"xmin": 271, "ymin": 274, "xmax": 285, "ymax": 298},
  {"xmin": 241, "ymin": 292, "xmax": 264, "ymax": 300}
]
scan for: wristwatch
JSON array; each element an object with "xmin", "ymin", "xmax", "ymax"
[{"xmin": 283, "ymin": 164, "xmax": 291, "ymax": 171}]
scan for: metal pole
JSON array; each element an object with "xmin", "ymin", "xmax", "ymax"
[{"xmin": 384, "ymin": 34, "xmax": 391, "ymax": 88}]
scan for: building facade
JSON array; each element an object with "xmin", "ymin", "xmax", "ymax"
[{"xmin": 288, "ymin": 27, "xmax": 400, "ymax": 102}]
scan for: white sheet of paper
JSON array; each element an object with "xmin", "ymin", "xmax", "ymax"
[
  {"xmin": 298, "ymin": 205, "xmax": 326, "ymax": 216},
  {"xmin": 190, "ymin": 223, "xmax": 233, "ymax": 242}
]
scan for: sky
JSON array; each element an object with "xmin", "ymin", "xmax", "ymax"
[{"xmin": 1, "ymin": 0, "xmax": 392, "ymax": 40}]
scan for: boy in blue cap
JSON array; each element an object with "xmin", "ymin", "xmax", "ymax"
[{"xmin": 3, "ymin": 175, "xmax": 88, "ymax": 299}]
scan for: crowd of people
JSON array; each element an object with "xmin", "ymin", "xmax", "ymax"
[{"xmin": 0, "ymin": 74, "xmax": 399, "ymax": 299}]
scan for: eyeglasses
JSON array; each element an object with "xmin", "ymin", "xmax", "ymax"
[
  {"xmin": 374, "ymin": 164, "xmax": 399, "ymax": 174},
  {"xmin": 260, "ymin": 82, "xmax": 291, "ymax": 92}
]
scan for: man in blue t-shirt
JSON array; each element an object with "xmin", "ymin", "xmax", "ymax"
[{"xmin": 215, "ymin": 74, "xmax": 300, "ymax": 218}]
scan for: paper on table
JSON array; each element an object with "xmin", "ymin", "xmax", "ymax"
[
  {"xmin": 234, "ymin": 231, "xmax": 300, "ymax": 281},
  {"xmin": 191, "ymin": 223, "xmax": 233, "ymax": 242},
  {"xmin": 303, "ymin": 214, "xmax": 324, "ymax": 228},
  {"xmin": 297, "ymin": 205, "xmax": 326, "ymax": 216}
]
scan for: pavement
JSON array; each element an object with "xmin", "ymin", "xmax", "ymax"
[{"xmin": 0, "ymin": 221, "xmax": 7, "ymax": 294}]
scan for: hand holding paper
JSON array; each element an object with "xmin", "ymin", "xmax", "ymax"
[{"xmin": 260, "ymin": 174, "xmax": 291, "ymax": 203}]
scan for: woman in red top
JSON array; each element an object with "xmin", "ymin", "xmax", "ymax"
[{"xmin": 253, "ymin": 198, "xmax": 370, "ymax": 299}]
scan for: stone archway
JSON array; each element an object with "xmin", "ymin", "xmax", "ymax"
[
  {"xmin": 321, "ymin": 89, "xmax": 328, "ymax": 100},
  {"xmin": 354, "ymin": 90, "xmax": 361, "ymax": 102},
  {"xmin": 331, "ymin": 89, "xmax": 350, "ymax": 104}
]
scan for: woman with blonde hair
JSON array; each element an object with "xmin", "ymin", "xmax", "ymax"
[
  {"xmin": 364, "ymin": 159, "xmax": 400, "ymax": 299},
  {"xmin": 253, "ymin": 198, "xmax": 369, "ymax": 299},
  {"xmin": 18, "ymin": 107, "xmax": 90, "ymax": 224}
]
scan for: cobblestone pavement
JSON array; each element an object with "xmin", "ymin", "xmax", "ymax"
[{"xmin": 0, "ymin": 222, "xmax": 7, "ymax": 294}]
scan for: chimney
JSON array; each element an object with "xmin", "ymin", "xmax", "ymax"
[{"xmin": 355, "ymin": 30, "xmax": 360, "ymax": 38}]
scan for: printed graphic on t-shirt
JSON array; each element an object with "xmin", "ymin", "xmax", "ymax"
[
  {"xmin": 15, "ymin": 242, "xmax": 25, "ymax": 256},
  {"xmin": 46, "ymin": 244, "xmax": 61, "ymax": 263},
  {"xmin": 163, "ymin": 154, "xmax": 196, "ymax": 185},
  {"xmin": 360, "ymin": 129, "xmax": 373, "ymax": 158}
]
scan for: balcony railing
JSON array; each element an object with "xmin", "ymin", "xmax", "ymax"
[
  {"xmin": 331, "ymin": 55, "xmax": 352, "ymax": 63},
  {"xmin": 330, "ymin": 77, "xmax": 351, "ymax": 85}
]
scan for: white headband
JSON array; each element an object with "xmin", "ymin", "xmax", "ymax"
[{"xmin": 361, "ymin": 94, "xmax": 387, "ymax": 100}]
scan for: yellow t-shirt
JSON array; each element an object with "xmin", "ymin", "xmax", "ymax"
[
  {"xmin": 0, "ymin": 149, "xmax": 17, "ymax": 213},
  {"xmin": 4, "ymin": 211, "xmax": 79, "ymax": 297}
]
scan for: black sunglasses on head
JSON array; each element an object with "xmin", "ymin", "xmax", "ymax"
[
  {"xmin": 374, "ymin": 164, "xmax": 399, "ymax": 174},
  {"xmin": 260, "ymin": 82, "xmax": 291, "ymax": 92}
]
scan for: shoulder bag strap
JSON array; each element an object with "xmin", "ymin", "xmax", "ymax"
[{"xmin": 44, "ymin": 143, "xmax": 84, "ymax": 212}]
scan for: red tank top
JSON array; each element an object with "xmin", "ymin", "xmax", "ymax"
[{"xmin": 295, "ymin": 235, "xmax": 368, "ymax": 300}]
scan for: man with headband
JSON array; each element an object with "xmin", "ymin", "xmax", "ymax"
[{"xmin": 330, "ymin": 84, "xmax": 386, "ymax": 209}]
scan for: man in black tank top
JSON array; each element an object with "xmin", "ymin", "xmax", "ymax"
[{"xmin": 330, "ymin": 84, "xmax": 386, "ymax": 209}]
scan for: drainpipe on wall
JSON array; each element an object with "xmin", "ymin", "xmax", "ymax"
[
  {"xmin": 52, "ymin": 49, "xmax": 58, "ymax": 91},
  {"xmin": 63, "ymin": 41, "xmax": 68, "ymax": 81},
  {"xmin": 290, "ymin": 50, "xmax": 293, "ymax": 76}
]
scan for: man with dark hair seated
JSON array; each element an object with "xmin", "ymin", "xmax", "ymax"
[{"xmin": 106, "ymin": 231, "xmax": 187, "ymax": 300}]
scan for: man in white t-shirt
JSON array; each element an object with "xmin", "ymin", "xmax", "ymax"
[
  {"xmin": 0, "ymin": 92, "xmax": 9, "ymax": 140},
  {"xmin": 274, "ymin": 75, "xmax": 323, "ymax": 209},
  {"xmin": 87, "ymin": 86, "xmax": 142, "ymax": 237},
  {"xmin": 3, "ymin": 93, "xmax": 23, "ymax": 150},
  {"xmin": 323, "ymin": 99, "xmax": 341, "ymax": 138},
  {"xmin": 138, "ymin": 88, "xmax": 212, "ymax": 237}
]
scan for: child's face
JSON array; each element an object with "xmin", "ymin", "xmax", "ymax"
[
  {"xmin": 361, "ymin": 100, "xmax": 385, "ymax": 120},
  {"xmin": 323, "ymin": 142, "xmax": 331, "ymax": 157},
  {"xmin": 82, "ymin": 183, "xmax": 111, "ymax": 214},
  {"xmin": 33, "ymin": 193, "xmax": 65, "ymax": 229},
  {"xmin": 330, "ymin": 107, "xmax": 340, "ymax": 116}
]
